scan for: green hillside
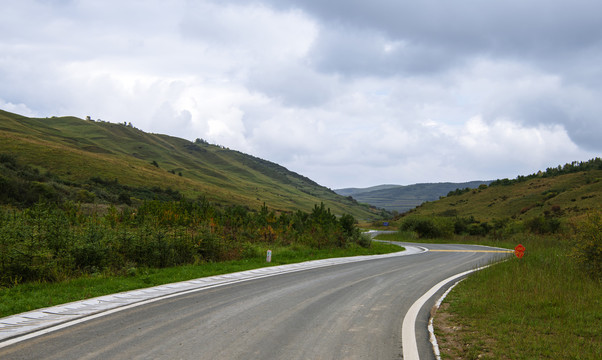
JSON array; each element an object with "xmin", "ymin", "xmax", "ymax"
[
  {"xmin": 405, "ymin": 160, "xmax": 602, "ymax": 222},
  {"xmin": 336, "ymin": 181, "xmax": 490, "ymax": 213},
  {"xmin": 0, "ymin": 110, "xmax": 381, "ymax": 219}
]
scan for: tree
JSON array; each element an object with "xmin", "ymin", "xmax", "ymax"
[{"xmin": 339, "ymin": 213, "xmax": 356, "ymax": 238}]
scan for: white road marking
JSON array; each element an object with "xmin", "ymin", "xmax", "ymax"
[{"xmin": 402, "ymin": 265, "xmax": 491, "ymax": 360}]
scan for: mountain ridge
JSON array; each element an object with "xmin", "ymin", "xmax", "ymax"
[{"xmin": 335, "ymin": 181, "xmax": 491, "ymax": 213}]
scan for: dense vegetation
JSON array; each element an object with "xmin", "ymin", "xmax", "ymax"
[{"xmin": 0, "ymin": 199, "xmax": 370, "ymax": 288}]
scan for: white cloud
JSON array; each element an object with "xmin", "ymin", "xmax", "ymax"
[
  {"xmin": 0, "ymin": 101, "xmax": 37, "ymax": 117},
  {"xmin": 180, "ymin": 2, "xmax": 317, "ymax": 61}
]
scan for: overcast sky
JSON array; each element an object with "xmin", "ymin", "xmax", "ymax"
[{"xmin": 1, "ymin": 0, "xmax": 601, "ymax": 188}]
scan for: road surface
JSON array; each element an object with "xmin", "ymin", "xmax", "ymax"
[{"xmin": 0, "ymin": 242, "xmax": 510, "ymax": 359}]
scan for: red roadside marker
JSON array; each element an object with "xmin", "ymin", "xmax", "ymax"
[{"xmin": 514, "ymin": 244, "xmax": 525, "ymax": 258}]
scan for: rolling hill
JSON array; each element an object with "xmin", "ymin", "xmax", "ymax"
[
  {"xmin": 0, "ymin": 109, "xmax": 382, "ymax": 219},
  {"xmin": 335, "ymin": 181, "xmax": 491, "ymax": 213},
  {"xmin": 405, "ymin": 160, "xmax": 602, "ymax": 222}
]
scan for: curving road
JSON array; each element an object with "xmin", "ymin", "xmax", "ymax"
[{"xmin": 0, "ymin": 241, "xmax": 510, "ymax": 359}]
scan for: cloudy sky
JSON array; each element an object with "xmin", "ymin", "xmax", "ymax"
[{"xmin": 1, "ymin": 0, "xmax": 601, "ymax": 188}]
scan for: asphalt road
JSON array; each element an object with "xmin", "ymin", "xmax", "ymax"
[{"xmin": 0, "ymin": 242, "xmax": 510, "ymax": 360}]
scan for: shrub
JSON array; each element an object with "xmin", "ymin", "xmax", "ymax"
[
  {"xmin": 355, "ymin": 232, "xmax": 372, "ymax": 248},
  {"xmin": 400, "ymin": 216, "xmax": 454, "ymax": 239},
  {"xmin": 241, "ymin": 242, "xmax": 263, "ymax": 259},
  {"xmin": 525, "ymin": 216, "xmax": 561, "ymax": 234},
  {"xmin": 118, "ymin": 192, "xmax": 132, "ymax": 206},
  {"xmin": 452, "ymin": 216, "xmax": 481, "ymax": 235},
  {"xmin": 571, "ymin": 211, "xmax": 602, "ymax": 280},
  {"xmin": 466, "ymin": 222, "xmax": 491, "ymax": 236}
]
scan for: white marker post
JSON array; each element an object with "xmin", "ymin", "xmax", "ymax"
[{"xmin": 266, "ymin": 250, "xmax": 272, "ymax": 263}]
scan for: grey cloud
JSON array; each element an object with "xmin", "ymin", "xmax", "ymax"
[
  {"xmin": 473, "ymin": 68, "xmax": 602, "ymax": 152},
  {"xmin": 259, "ymin": 0, "xmax": 602, "ymax": 50},
  {"xmin": 246, "ymin": 64, "xmax": 336, "ymax": 107},
  {"xmin": 223, "ymin": 0, "xmax": 602, "ymax": 77},
  {"xmin": 308, "ymin": 26, "xmax": 461, "ymax": 77},
  {"xmin": 506, "ymin": 98, "xmax": 602, "ymax": 151}
]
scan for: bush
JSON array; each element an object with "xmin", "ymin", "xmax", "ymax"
[
  {"xmin": 466, "ymin": 222, "xmax": 491, "ymax": 236},
  {"xmin": 118, "ymin": 192, "xmax": 132, "ymax": 206},
  {"xmin": 355, "ymin": 232, "xmax": 372, "ymax": 248},
  {"xmin": 571, "ymin": 211, "xmax": 602, "ymax": 280},
  {"xmin": 525, "ymin": 216, "xmax": 561, "ymax": 234},
  {"xmin": 241, "ymin": 242, "xmax": 263, "ymax": 259},
  {"xmin": 400, "ymin": 216, "xmax": 454, "ymax": 239}
]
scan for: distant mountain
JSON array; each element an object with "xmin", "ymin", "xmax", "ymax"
[
  {"xmin": 335, "ymin": 184, "xmax": 401, "ymax": 197},
  {"xmin": 0, "ymin": 109, "xmax": 381, "ymax": 219},
  {"xmin": 335, "ymin": 181, "xmax": 491, "ymax": 213}
]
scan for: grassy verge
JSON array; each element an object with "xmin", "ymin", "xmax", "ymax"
[
  {"xmin": 0, "ymin": 241, "xmax": 402, "ymax": 318},
  {"xmin": 434, "ymin": 234, "xmax": 601, "ymax": 359}
]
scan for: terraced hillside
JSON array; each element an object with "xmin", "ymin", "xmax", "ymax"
[{"xmin": 0, "ymin": 110, "xmax": 381, "ymax": 219}]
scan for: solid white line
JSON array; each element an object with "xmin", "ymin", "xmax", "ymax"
[{"xmin": 401, "ymin": 265, "xmax": 489, "ymax": 360}]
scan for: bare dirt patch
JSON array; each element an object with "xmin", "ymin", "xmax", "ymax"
[{"xmin": 432, "ymin": 302, "xmax": 498, "ymax": 360}]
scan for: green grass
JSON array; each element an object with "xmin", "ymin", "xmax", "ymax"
[
  {"xmin": 0, "ymin": 241, "xmax": 402, "ymax": 317},
  {"xmin": 435, "ymin": 234, "xmax": 601, "ymax": 359},
  {"xmin": 374, "ymin": 231, "xmax": 418, "ymax": 242}
]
